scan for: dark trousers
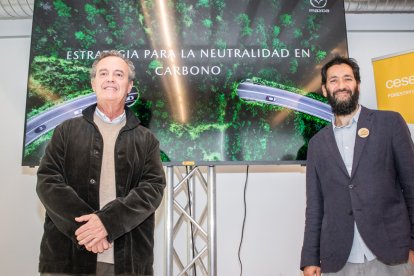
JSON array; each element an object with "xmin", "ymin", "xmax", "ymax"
[{"xmin": 323, "ymin": 258, "xmax": 414, "ymax": 276}]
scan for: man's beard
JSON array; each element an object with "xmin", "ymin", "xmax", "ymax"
[{"xmin": 326, "ymin": 86, "xmax": 359, "ymax": 116}]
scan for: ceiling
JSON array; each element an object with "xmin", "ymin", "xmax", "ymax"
[
  {"xmin": 345, "ymin": 0, "xmax": 414, "ymax": 13},
  {"xmin": 1, "ymin": 0, "xmax": 414, "ymax": 20}
]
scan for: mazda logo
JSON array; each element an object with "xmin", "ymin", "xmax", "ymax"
[{"xmin": 310, "ymin": 0, "xmax": 328, "ymax": 8}]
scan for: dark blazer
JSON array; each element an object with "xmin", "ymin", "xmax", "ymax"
[{"xmin": 300, "ymin": 106, "xmax": 414, "ymax": 273}]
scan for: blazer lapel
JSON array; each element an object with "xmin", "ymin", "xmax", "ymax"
[
  {"xmin": 351, "ymin": 106, "xmax": 374, "ymax": 179},
  {"xmin": 322, "ymin": 124, "xmax": 350, "ymax": 177}
]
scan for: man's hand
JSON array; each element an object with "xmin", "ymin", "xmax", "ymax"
[
  {"xmin": 303, "ymin": 266, "xmax": 321, "ymax": 276},
  {"xmin": 409, "ymin": 250, "xmax": 414, "ymax": 265},
  {"xmin": 75, "ymin": 214, "xmax": 108, "ymax": 249},
  {"xmin": 85, "ymin": 238, "xmax": 112, "ymax": 254}
]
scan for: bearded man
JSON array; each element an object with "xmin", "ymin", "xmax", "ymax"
[{"xmin": 300, "ymin": 56, "xmax": 414, "ymax": 276}]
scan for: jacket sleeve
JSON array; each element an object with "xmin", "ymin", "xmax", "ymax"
[
  {"xmin": 391, "ymin": 113, "xmax": 414, "ymax": 250},
  {"xmin": 300, "ymin": 138, "xmax": 323, "ymax": 270},
  {"xmin": 96, "ymin": 133, "xmax": 166, "ymax": 242},
  {"xmin": 36, "ymin": 123, "xmax": 95, "ymax": 245}
]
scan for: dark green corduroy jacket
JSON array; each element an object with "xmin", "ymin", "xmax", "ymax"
[{"xmin": 37, "ymin": 104, "xmax": 166, "ymax": 275}]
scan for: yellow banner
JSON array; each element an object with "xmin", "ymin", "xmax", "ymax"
[{"xmin": 372, "ymin": 50, "xmax": 414, "ymax": 124}]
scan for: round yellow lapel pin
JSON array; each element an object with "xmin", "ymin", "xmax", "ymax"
[{"xmin": 358, "ymin": 128, "xmax": 369, "ymax": 138}]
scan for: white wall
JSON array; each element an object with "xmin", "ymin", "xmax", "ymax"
[
  {"xmin": 346, "ymin": 14, "xmax": 414, "ymax": 109},
  {"xmin": 0, "ymin": 13, "xmax": 413, "ymax": 276},
  {"xmin": 0, "ymin": 19, "xmax": 43, "ymax": 276}
]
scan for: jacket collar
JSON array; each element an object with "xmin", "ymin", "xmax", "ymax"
[
  {"xmin": 322, "ymin": 123, "xmax": 349, "ymax": 177},
  {"xmin": 321, "ymin": 105, "xmax": 374, "ymax": 179},
  {"xmin": 82, "ymin": 104, "xmax": 141, "ymax": 130},
  {"xmin": 351, "ymin": 106, "xmax": 374, "ymax": 179}
]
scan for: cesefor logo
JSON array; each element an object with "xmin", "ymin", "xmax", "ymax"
[
  {"xmin": 310, "ymin": 0, "xmax": 328, "ymax": 9},
  {"xmin": 372, "ymin": 50, "xmax": 414, "ymax": 124},
  {"xmin": 385, "ymin": 75, "xmax": 414, "ymax": 89}
]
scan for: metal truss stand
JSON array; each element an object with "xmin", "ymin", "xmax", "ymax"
[{"xmin": 165, "ymin": 165, "xmax": 217, "ymax": 276}]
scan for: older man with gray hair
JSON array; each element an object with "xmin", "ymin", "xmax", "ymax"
[{"xmin": 37, "ymin": 50, "xmax": 166, "ymax": 276}]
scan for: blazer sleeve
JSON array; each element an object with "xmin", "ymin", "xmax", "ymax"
[
  {"xmin": 36, "ymin": 123, "xmax": 95, "ymax": 245},
  {"xmin": 391, "ymin": 113, "xmax": 414, "ymax": 249},
  {"xmin": 300, "ymin": 138, "xmax": 323, "ymax": 269}
]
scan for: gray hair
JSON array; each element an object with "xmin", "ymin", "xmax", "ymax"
[{"xmin": 90, "ymin": 50, "xmax": 135, "ymax": 81}]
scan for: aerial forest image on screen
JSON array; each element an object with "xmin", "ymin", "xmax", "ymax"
[{"xmin": 23, "ymin": 0, "xmax": 347, "ymax": 166}]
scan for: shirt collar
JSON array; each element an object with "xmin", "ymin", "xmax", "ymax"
[
  {"xmin": 332, "ymin": 105, "xmax": 361, "ymax": 129},
  {"xmin": 95, "ymin": 106, "xmax": 126, "ymax": 124}
]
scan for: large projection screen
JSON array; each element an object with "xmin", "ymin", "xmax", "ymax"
[{"xmin": 22, "ymin": 0, "xmax": 348, "ymax": 166}]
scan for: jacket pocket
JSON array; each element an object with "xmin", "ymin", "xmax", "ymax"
[
  {"xmin": 40, "ymin": 221, "xmax": 73, "ymax": 263},
  {"xmin": 320, "ymin": 218, "xmax": 335, "ymax": 259},
  {"xmin": 383, "ymin": 210, "xmax": 410, "ymax": 247}
]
